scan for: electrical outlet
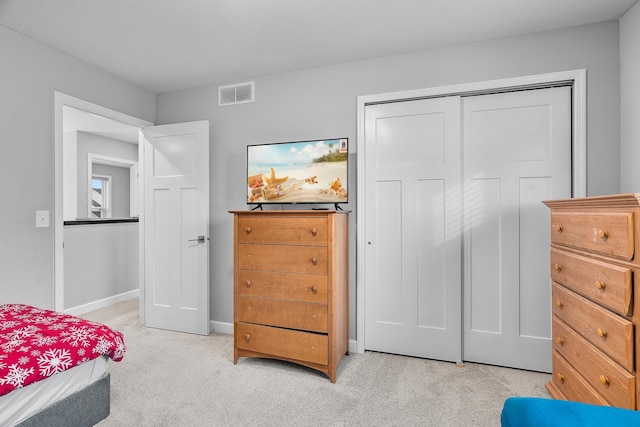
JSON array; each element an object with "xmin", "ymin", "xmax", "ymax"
[{"xmin": 36, "ymin": 210, "xmax": 49, "ymax": 228}]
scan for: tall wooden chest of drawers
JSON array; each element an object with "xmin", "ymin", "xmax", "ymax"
[
  {"xmin": 230, "ymin": 210, "xmax": 349, "ymax": 383},
  {"xmin": 544, "ymin": 194, "xmax": 640, "ymax": 409}
]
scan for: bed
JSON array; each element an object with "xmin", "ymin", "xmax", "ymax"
[{"xmin": 0, "ymin": 304, "xmax": 126, "ymax": 426}]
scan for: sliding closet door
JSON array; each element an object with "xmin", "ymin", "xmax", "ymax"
[
  {"xmin": 462, "ymin": 87, "xmax": 571, "ymax": 372},
  {"xmin": 363, "ymin": 96, "xmax": 462, "ymax": 363}
]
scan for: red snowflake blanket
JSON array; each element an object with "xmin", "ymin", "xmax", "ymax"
[{"xmin": 0, "ymin": 304, "xmax": 126, "ymax": 396}]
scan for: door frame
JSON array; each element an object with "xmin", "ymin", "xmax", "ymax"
[
  {"xmin": 355, "ymin": 69, "xmax": 587, "ymax": 354},
  {"xmin": 53, "ymin": 92, "xmax": 153, "ymax": 312}
]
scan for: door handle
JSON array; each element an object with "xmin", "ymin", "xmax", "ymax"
[{"xmin": 188, "ymin": 235, "xmax": 206, "ymax": 244}]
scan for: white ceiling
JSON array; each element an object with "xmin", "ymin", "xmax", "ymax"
[{"xmin": 1, "ymin": 0, "xmax": 637, "ymax": 94}]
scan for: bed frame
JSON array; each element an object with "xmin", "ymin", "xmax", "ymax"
[{"xmin": 16, "ymin": 373, "xmax": 110, "ymax": 427}]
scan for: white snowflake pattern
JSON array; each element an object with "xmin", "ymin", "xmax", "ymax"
[
  {"xmin": 30, "ymin": 349, "xmax": 42, "ymax": 357},
  {"xmin": 112, "ymin": 336, "xmax": 126, "ymax": 360},
  {"xmin": 0, "ymin": 304, "xmax": 25, "ymax": 314},
  {"xmin": 31, "ymin": 334, "xmax": 58, "ymax": 347},
  {"xmin": 18, "ymin": 356, "xmax": 29, "ymax": 365},
  {"xmin": 60, "ymin": 326, "xmax": 97, "ymax": 347},
  {"xmin": 0, "ymin": 363, "xmax": 35, "ymax": 388},
  {"xmin": 37, "ymin": 348, "xmax": 73, "ymax": 377},
  {"xmin": 1, "ymin": 337, "xmax": 25, "ymax": 351},
  {"xmin": 93, "ymin": 336, "xmax": 112, "ymax": 355},
  {"xmin": 0, "ymin": 320, "xmax": 20, "ymax": 330},
  {"xmin": 31, "ymin": 315, "xmax": 57, "ymax": 325},
  {"xmin": 5, "ymin": 325, "xmax": 39, "ymax": 340}
]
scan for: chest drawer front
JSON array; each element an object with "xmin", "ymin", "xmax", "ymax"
[
  {"xmin": 237, "ymin": 216, "xmax": 328, "ymax": 245},
  {"xmin": 237, "ymin": 271, "xmax": 328, "ymax": 303},
  {"xmin": 236, "ymin": 322, "xmax": 328, "ymax": 365},
  {"xmin": 552, "ymin": 283, "xmax": 634, "ymax": 371},
  {"xmin": 550, "ymin": 249, "xmax": 632, "ymax": 316},
  {"xmin": 550, "ymin": 212, "xmax": 634, "ymax": 260},
  {"xmin": 238, "ymin": 244, "xmax": 328, "ymax": 274},
  {"xmin": 551, "ymin": 350, "xmax": 612, "ymax": 407},
  {"xmin": 552, "ymin": 317, "xmax": 635, "ymax": 408},
  {"xmin": 237, "ymin": 296, "xmax": 328, "ymax": 333}
]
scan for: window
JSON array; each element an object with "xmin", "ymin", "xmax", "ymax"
[{"xmin": 90, "ymin": 175, "xmax": 111, "ymax": 218}]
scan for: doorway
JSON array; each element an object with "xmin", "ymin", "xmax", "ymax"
[
  {"xmin": 356, "ymin": 70, "xmax": 587, "ymax": 372},
  {"xmin": 54, "ymin": 92, "xmax": 152, "ymax": 313}
]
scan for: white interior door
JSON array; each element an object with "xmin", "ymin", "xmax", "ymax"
[
  {"xmin": 364, "ymin": 96, "xmax": 462, "ymax": 362},
  {"xmin": 141, "ymin": 121, "xmax": 210, "ymax": 335},
  {"xmin": 462, "ymin": 87, "xmax": 571, "ymax": 372}
]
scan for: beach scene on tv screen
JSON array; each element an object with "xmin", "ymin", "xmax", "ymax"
[{"xmin": 247, "ymin": 138, "xmax": 348, "ymax": 204}]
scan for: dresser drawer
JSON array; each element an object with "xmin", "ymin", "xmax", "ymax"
[
  {"xmin": 551, "ymin": 248, "xmax": 633, "ymax": 316},
  {"xmin": 551, "ymin": 350, "xmax": 611, "ymax": 407},
  {"xmin": 552, "ymin": 283, "xmax": 634, "ymax": 371},
  {"xmin": 552, "ymin": 316, "xmax": 635, "ymax": 408},
  {"xmin": 236, "ymin": 322, "xmax": 328, "ymax": 365},
  {"xmin": 550, "ymin": 212, "xmax": 634, "ymax": 260},
  {"xmin": 237, "ymin": 295, "xmax": 328, "ymax": 333},
  {"xmin": 238, "ymin": 244, "xmax": 328, "ymax": 274},
  {"xmin": 237, "ymin": 216, "xmax": 328, "ymax": 245},
  {"xmin": 237, "ymin": 271, "xmax": 328, "ymax": 303}
]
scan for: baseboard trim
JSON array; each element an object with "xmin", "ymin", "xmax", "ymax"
[
  {"xmin": 210, "ymin": 321, "xmax": 358, "ymax": 354},
  {"xmin": 64, "ymin": 290, "xmax": 139, "ymax": 316},
  {"xmin": 210, "ymin": 320, "xmax": 233, "ymax": 335}
]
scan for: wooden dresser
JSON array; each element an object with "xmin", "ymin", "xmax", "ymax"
[
  {"xmin": 230, "ymin": 210, "xmax": 349, "ymax": 383},
  {"xmin": 544, "ymin": 194, "xmax": 640, "ymax": 409}
]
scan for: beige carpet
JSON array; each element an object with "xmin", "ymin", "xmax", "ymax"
[{"xmin": 84, "ymin": 298, "xmax": 551, "ymax": 427}]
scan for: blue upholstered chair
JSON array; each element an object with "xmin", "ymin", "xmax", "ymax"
[{"xmin": 501, "ymin": 397, "xmax": 640, "ymax": 426}]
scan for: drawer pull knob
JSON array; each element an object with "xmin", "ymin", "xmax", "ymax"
[
  {"xmin": 311, "ymin": 286, "xmax": 318, "ymax": 294},
  {"xmin": 556, "ymin": 300, "xmax": 564, "ymax": 308},
  {"xmin": 311, "ymin": 227, "xmax": 318, "ymax": 236},
  {"xmin": 553, "ymin": 224, "xmax": 563, "ymax": 233},
  {"xmin": 311, "ymin": 257, "xmax": 318, "ymax": 265},
  {"xmin": 597, "ymin": 328, "xmax": 607, "ymax": 338},
  {"xmin": 244, "ymin": 334, "xmax": 251, "ymax": 341},
  {"xmin": 556, "ymin": 337, "xmax": 565, "ymax": 345},
  {"xmin": 598, "ymin": 230, "xmax": 608, "ymax": 240},
  {"xmin": 553, "ymin": 263, "xmax": 562, "ymax": 272},
  {"xmin": 245, "ymin": 280, "xmax": 252, "ymax": 288},
  {"xmin": 245, "ymin": 226, "xmax": 252, "ymax": 234},
  {"xmin": 557, "ymin": 373, "xmax": 565, "ymax": 383},
  {"xmin": 599, "ymin": 375, "xmax": 610, "ymax": 386},
  {"xmin": 595, "ymin": 281, "xmax": 605, "ymax": 290}
]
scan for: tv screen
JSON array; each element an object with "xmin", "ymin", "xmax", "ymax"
[{"xmin": 247, "ymin": 138, "xmax": 348, "ymax": 205}]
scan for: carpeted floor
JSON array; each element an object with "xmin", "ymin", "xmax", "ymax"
[{"xmin": 84, "ymin": 298, "xmax": 551, "ymax": 427}]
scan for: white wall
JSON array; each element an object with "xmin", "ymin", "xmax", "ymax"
[
  {"xmin": 0, "ymin": 25, "xmax": 155, "ymax": 308},
  {"xmin": 156, "ymin": 21, "xmax": 622, "ymax": 339},
  {"xmin": 64, "ymin": 222, "xmax": 138, "ymax": 308},
  {"xmin": 620, "ymin": 1, "xmax": 640, "ymax": 192}
]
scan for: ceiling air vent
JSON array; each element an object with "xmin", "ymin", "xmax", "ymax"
[{"xmin": 218, "ymin": 81, "xmax": 255, "ymax": 106}]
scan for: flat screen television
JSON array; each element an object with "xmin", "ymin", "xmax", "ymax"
[{"xmin": 247, "ymin": 137, "xmax": 348, "ymax": 207}]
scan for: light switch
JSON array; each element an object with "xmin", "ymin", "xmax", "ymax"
[{"xmin": 36, "ymin": 210, "xmax": 49, "ymax": 228}]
